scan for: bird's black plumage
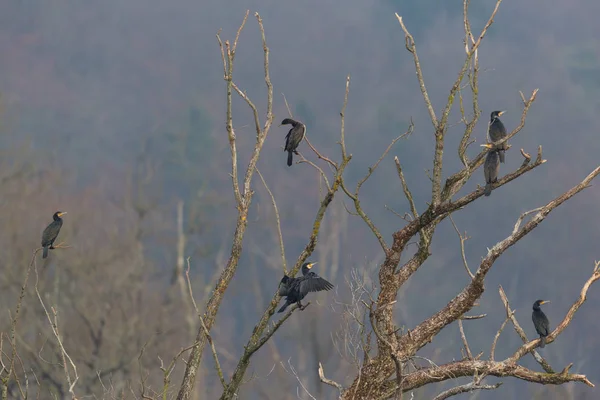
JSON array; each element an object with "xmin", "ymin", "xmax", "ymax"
[
  {"xmin": 532, "ymin": 300, "xmax": 550, "ymax": 348},
  {"xmin": 483, "ymin": 150, "xmax": 500, "ymax": 196},
  {"xmin": 488, "ymin": 111, "xmax": 507, "ymax": 163},
  {"xmin": 41, "ymin": 211, "xmax": 66, "ymax": 259},
  {"xmin": 281, "ymin": 118, "xmax": 306, "ymax": 167},
  {"xmin": 277, "ymin": 262, "xmax": 333, "ymax": 313}
]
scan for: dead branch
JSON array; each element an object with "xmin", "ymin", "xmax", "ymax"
[
  {"xmin": 457, "ymin": 320, "xmax": 472, "ymax": 360},
  {"xmin": 509, "ymin": 261, "xmax": 600, "ymax": 361},
  {"xmin": 402, "ymin": 166, "xmax": 600, "ymax": 357},
  {"xmin": 158, "ymin": 341, "xmax": 198, "ymax": 399},
  {"xmin": 340, "ymin": 120, "xmax": 414, "ymax": 253},
  {"xmin": 34, "ymin": 262, "xmax": 79, "ymax": 399},
  {"xmin": 441, "ymin": 90, "xmax": 539, "ymax": 202},
  {"xmin": 433, "ymin": 381, "xmax": 501, "ymax": 400},
  {"xmin": 499, "ymin": 286, "xmax": 554, "ymax": 373},
  {"xmin": 376, "ymin": 359, "xmax": 591, "ymax": 395},
  {"xmin": 394, "ymin": 156, "xmax": 418, "ymax": 220},
  {"xmin": 219, "ymin": 72, "xmax": 353, "ymax": 400},
  {"xmin": 176, "ymin": 11, "xmax": 273, "ymax": 400},
  {"xmin": 490, "ymin": 312, "xmax": 512, "ymax": 360},
  {"xmin": 339, "ymin": 75, "xmax": 351, "ymax": 161},
  {"xmin": 285, "ymin": 359, "xmax": 317, "ymax": 400},
  {"xmin": 318, "ymin": 362, "xmax": 343, "ymax": 397},
  {"xmin": 394, "ymin": 15, "xmax": 436, "ymax": 128},
  {"xmin": 298, "ymin": 154, "xmax": 332, "ymax": 190},
  {"xmin": 345, "ymin": 166, "xmax": 600, "ymax": 398},
  {"xmin": 199, "ymin": 317, "xmax": 226, "ymax": 389},
  {"xmin": 255, "ymin": 168, "xmax": 287, "ymax": 274},
  {"xmin": 1, "ymin": 249, "xmax": 38, "ymax": 398},
  {"xmin": 449, "ymin": 216, "xmax": 473, "ymax": 279}
]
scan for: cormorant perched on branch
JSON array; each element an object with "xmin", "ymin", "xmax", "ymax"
[
  {"xmin": 488, "ymin": 110, "xmax": 507, "ymax": 163},
  {"xmin": 483, "ymin": 149, "xmax": 500, "ymax": 196},
  {"xmin": 532, "ymin": 299, "xmax": 550, "ymax": 348},
  {"xmin": 281, "ymin": 118, "xmax": 306, "ymax": 167},
  {"xmin": 277, "ymin": 262, "xmax": 333, "ymax": 313},
  {"xmin": 41, "ymin": 211, "xmax": 66, "ymax": 258}
]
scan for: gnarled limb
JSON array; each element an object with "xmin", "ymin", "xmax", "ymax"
[{"xmin": 342, "ymin": 166, "xmax": 600, "ymax": 399}]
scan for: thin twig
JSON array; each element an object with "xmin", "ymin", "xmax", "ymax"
[
  {"xmin": 255, "ymin": 168, "xmax": 287, "ymax": 274},
  {"xmin": 318, "ymin": 362, "xmax": 344, "ymax": 396},
  {"xmin": 176, "ymin": 12, "xmax": 273, "ymax": 400},
  {"xmin": 199, "ymin": 317, "xmax": 227, "ymax": 389},
  {"xmin": 457, "ymin": 320, "xmax": 472, "ymax": 360},
  {"xmin": 394, "ymin": 157, "xmax": 418, "ymax": 219},
  {"xmin": 432, "ymin": 381, "xmax": 502, "ymax": 400},
  {"xmin": 339, "ymin": 75, "xmax": 351, "ymax": 161},
  {"xmin": 287, "ymin": 359, "xmax": 317, "ymax": 400},
  {"xmin": 34, "ymin": 261, "xmax": 79, "ymax": 399},
  {"xmin": 449, "ymin": 216, "xmax": 474, "ymax": 279},
  {"xmin": 395, "ymin": 15, "xmax": 437, "ymax": 128},
  {"xmin": 490, "ymin": 312, "xmax": 512, "ymax": 360}
]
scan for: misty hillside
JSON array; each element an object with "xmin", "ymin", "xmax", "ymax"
[{"xmin": 1, "ymin": 0, "xmax": 599, "ymax": 398}]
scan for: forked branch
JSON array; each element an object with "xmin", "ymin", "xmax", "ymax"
[
  {"xmin": 176, "ymin": 12, "xmax": 273, "ymax": 400},
  {"xmin": 218, "ymin": 73, "xmax": 353, "ymax": 400}
]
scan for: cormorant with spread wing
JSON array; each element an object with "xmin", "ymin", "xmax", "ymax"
[
  {"xmin": 281, "ymin": 118, "xmax": 306, "ymax": 167},
  {"xmin": 488, "ymin": 110, "xmax": 507, "ymax": 163},
  {"xmin": 532, "ymin": 299, "xmax": 550, "ymax": 348},
  {"xmin": 41, "ymin": 211, "xmax": 66, "ymax": 259},
  {"xmin": 277, "ymin": 262, "xmax": 333, "ymax": 312}
]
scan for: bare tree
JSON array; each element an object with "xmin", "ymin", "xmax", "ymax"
[
  {"xmin": 175, "ymin": 2, "xmax": 600, "ymax": 400},
  {"xmin": 2, "ymin": 2, "xmax": 598, "ymax": 399}
]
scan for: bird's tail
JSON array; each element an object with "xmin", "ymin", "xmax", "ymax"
[
  {"xmin": 484, "ymin": 183, "xmax": 492, "ymax": 197},
  {"xmin": 287, "ymin": 151, "xmax": 293, "ymax": 167},
  {"xmin": 499, "ymin": 150, "xmax": 505, "ymax": 163},
  {"xmin": 539, "ymin": 336, "xmax": 546, "ymax": 348},
  {"xmin": 42, "ymin": 246, "xmax": 49, "ymax": 259},
  {"xmin": 278, "ymin": 301, "xmax": 290, "ymax": 313}
]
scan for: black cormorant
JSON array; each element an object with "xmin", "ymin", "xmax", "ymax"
[
  {"xmin": 281, "ymin": 118, "xmax": 306, "ymax": 167},
  {"xmin": 483, "ymin": 149, "xmax": 500, "ymax": 196},
  {"xmin": 532, "ymin": 299, "xmax": 550, "ymax": 348},
  {"xmin": 41, "ymin": 211, "xmax": 66, "ymax": 258},
  {"xmin": 488, "ymin": 110, "xmax": 507, "ymax": 163},
  {"xmin": 277, "ymin": 262, "xmax": 333, "ymax": 312}
]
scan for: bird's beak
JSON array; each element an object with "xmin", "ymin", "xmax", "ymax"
[
  {"xmin": 58, "ymin": 212, "xmax": 67, "ymax": 217},
  {"xmin": 541, "ymin": 300, "xmax": 550, "ymax": 305},
  {"xmin": 307, "ymin": 262, "xmax": 317, "ymax": 269},
  {"xmin": 480, "ymin": 143, "xmax": 493, "ymax": 149},
  {"xmin": 498, "ymin": 111, "xmax": 506, "ymax": 116}
]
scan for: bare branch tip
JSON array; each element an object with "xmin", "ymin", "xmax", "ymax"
[{"xmin": 560, "ymin": 363, "xmax": 573, "ymax": 375}]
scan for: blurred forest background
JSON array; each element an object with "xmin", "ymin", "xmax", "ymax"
[{"xmin": 1, "ymin": 0, "xmax": 599, "ymax": 399}]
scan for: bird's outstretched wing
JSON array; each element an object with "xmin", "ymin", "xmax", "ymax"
[
  {"xmin": 299, "ymin": 274, "xmax": 334, "ymax": 297},
  {"xmin": 278, "ymin": 275, "xmax": 292, "ymax": 296}
]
